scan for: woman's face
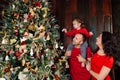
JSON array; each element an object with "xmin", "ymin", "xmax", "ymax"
[
  {"xmin": 96, "ymin": 34, "xmax": 102, "ymax": 47},
  {"xmin": 72, "ymin": 20, "xmax": 81, "ymax": 29}
]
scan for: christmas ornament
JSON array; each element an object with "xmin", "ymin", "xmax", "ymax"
[
  {"xmin": 4, "ymin": 66, "xmax": 10, "ymax": 73},
  {"xmin": 29, "ymin": 6, "xmax": 35, "ymax": 16},
  {"xmin": 15, "ymin": 50, "xmax": 21, "ymax": 59},
  {"xmin": 28, "ymin": 22, "xmax": 38, "ymax": 31},
  {"xmin": 23, "ymin": 13, "xmax": 28, "ymax": 22},
  {"xmin": 28, "ymin": 13, "xmax": 33, "ymax": 19},
  {"xmin": 22, "ymin": 0, "xmax": 29, "ymax": 4},
  {"xmin": 54, "ymin": 42, "xmax": 58, "ymax": 49},
  {"xmin": 41, "ymin": 7, "xmax": 50, "ymax": 18},
  {"xmin": 2, "ymin": 9, "xmax": 4, "ymax": 16},
  {"xmin": 60, "ymin": 46, "xmax": 64, "ymax": 50},
  {"xmin": 46, "ymin": 32, "xmax": 50, "ymax": 40},
  {"xmin": 30, "ymin": 47, "xmax": 34, "ymax": 56},
  {"xmin": 39, "ymin": 24, "xmax": 46, "ymax": 31},
  {"xmin": 12, "ymin": 4, "xmax": 15, "ymax": 9},
  {"xmin": 2, "ymin": 32, "xmax": 8, "ymax": 44},
  {"xmin": 65, "ymin": 62, "xmax": 69, "ymax": 68},
  {"xmin": 18, "ymin": 69, "xmax": 28, "ymax": 80},
  {"xmin": 49, "ymin": 45, "xmax": 53, "ymax": 49},
  {"xmin": 2, "ymin": 38, "xmax": 8, "ymax": 44},
  {"xmin": 0, "ymin": 78, "xmax": 6, "ymax": 80},
  {"xmin": 42, "ymin": 0, "xmax": 48, "ymax": 2},
  {"xmin": 15, "ymin": 44, "xmax": 20, "ymax": 49},
  {"xmin": 14, "ymin": 12, "xmax": 18, "ymax": 17},
  {"xmin": 10, "ymin": 38, "xmax": 17, "ymax": 44},
  {"xmin": 14, "ymin": 26, "xmax": 19, "ymax": 36},
  {"xmin": 22, "ymin": 58, "xmax": 26, "ymax": 66},
  {"xmin": 5, "ymin": 55, "xmax": 9, "ymax": 61},
  {"xmin": 54, "ymin": 74, "xmax": 60, "ymax": 80},
  {"xmin": 35, "ymin": 1, "xmax": 41, "ymax": 8}
]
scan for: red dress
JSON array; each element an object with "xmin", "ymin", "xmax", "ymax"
[
  {"xmin": 70, "ymin": 47, "xmax": 92, "ymax": 80},
  {"xmin": 65, "ymin": 27, "xmax": 90, "ymax": 38},
  {"xmin": 91, "ymin": 53, "xmax": 114, "ymax": 80}
]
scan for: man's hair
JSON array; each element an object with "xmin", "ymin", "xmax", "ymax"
[{"xmin": 78, "ymin": 32, "xmax": 87, "ymax": 42}]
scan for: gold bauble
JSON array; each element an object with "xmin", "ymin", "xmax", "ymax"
[
  {"xmin": 23, "ymin": 0, "xmax": 29, "ymax": 4},
  {"xmin": 28, "ymin": 24, "xmax": 38, "ymax": 31},
  {"xmin": 15, "ymin": 44, "xmax": 20, "ymax": 49},
  {"xmin": 39, "ymin": 25, "xmax": 46, "ymax": 31},
  {"xmin": 22, "ymin": 59, "xmax": 26, "ymax": 66},
  {"xmin": 2, "ymin": 9, "xmax": 5, "ymax": 16},
  {"xmin": 10, "ymin": 39, "xmax": 17, "ymax": 44}
]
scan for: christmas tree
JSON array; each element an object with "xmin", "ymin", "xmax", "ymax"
[{"xmin": 0, "ymin": 0, "xmax": 68, "ymax": 80}]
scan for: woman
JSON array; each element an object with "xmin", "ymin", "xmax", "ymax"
[
  {"xmin": 65, "ymin": 33, "xmax": 92, "ymax": 80},
  {"xmin": 86, "ymin": 31, "xmax": 118, "ymax": 80}
]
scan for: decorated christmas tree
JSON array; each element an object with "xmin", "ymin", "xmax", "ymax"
[{"xmin": 0, "ymin": 0, "xmax": 69, "ymax": 80}]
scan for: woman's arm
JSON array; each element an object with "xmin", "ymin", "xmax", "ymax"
[{"xmin": 86, "ymin": 63, "xmax": 111, "ymax": 80}]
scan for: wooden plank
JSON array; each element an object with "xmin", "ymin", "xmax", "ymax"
[
  {"xmin": 64, "ymin": 0, "xmax": 78, "ymax": 48},
  {"xmin": 89, "ymin": 16, "xmax": 97, "ymax": 50},
  {"xmin": 96, "ymin": 0, "xmax": 103, "ymax": 35},
  {"xmin": 104, "ymin": 16, "xmax": 113, "ymax": 32},
  {"xmin": 89, "ymin": 0, "xmax": 96, "ymax": 16},
  {"xmin": 103, "ymin": 0, "xmax": 112, "ymax": 16}
]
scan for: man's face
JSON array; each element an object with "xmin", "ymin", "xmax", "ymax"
[{"xmin": 72, "ymin": 33, "xmax": 83, "ymax": 46}]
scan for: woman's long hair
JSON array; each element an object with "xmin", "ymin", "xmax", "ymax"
[
  {"xmin": 102, "ymin": 31, "xmax": 118, "ymax": 57},
  {"xmin": 94, "ymin": 31, "xmax": 118, "ymax": 58}
]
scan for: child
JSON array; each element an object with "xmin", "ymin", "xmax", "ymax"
[{"xmin": 62, "ymin": 17, "xmax": 93, "ymax": 67}]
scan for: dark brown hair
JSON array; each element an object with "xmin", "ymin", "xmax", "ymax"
[{"xmin": 72, "ymin": 17, "xmax": 85, "ymax": 27}]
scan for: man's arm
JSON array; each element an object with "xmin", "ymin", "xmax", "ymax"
[{"xmin": 64, "ymin": 50, "xmax": 71, "ymax": 57}]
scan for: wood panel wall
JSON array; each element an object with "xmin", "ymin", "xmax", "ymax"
[
  {"xmin": 64, "ymin": 0, "xmax": 78, "ymax": 48},
  {"xmin": 62, "ymin": 0, "xmax": 112, "ymax": 50}
]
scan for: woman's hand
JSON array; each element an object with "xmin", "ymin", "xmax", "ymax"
[
  {"xmin": 86, "ymin": 61, "xmax": 91, "ymax": 71},
  {"xmin": 77, "ymin": 54, "xmax": 86, "ymax": 62}
]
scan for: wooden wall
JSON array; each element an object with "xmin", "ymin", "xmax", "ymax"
[
  {"xmin": 61, "ymin": 0, "xmax": 113, "ymax": 50},
  {"xmin": 64, "ymin": 0, "xmax": 78, "ymax": 48}
]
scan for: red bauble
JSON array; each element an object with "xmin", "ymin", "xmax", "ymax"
[
  {"xmin": 49, "ymin": 45, "xmax": 53, "ymax": 49},
  {"xmin": 15, "ymin": 50, "xmax": 21, "ymax": 59},
  {"xmin": 21, "ymin": 41, "xmax": 26, "ymax": 45},
  {"xmin": 14, "ymin": 12, "xmax": 18, "ymax": 17},
  {"xmin": 4, "ymin": 67, "xmax": 10, "ymax": 73},
  {"xmin": 28, "ymin": 13, "xmax": 33, "ymax": 19},
  {"xmin": 15, "ymin": 32, "xmax": 18, "ymax": 36},
  {"xmin": 35, "ymin": 1, "xmax": 41, "ymax": 7},
  {"xmin": 54, "ymin": 74, "xmax": 60, "ymax": 80}
]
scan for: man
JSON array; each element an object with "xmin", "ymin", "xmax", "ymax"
[{"xmin": 65, "ymin": 33, "xmax": 92, "ymax": 80}]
